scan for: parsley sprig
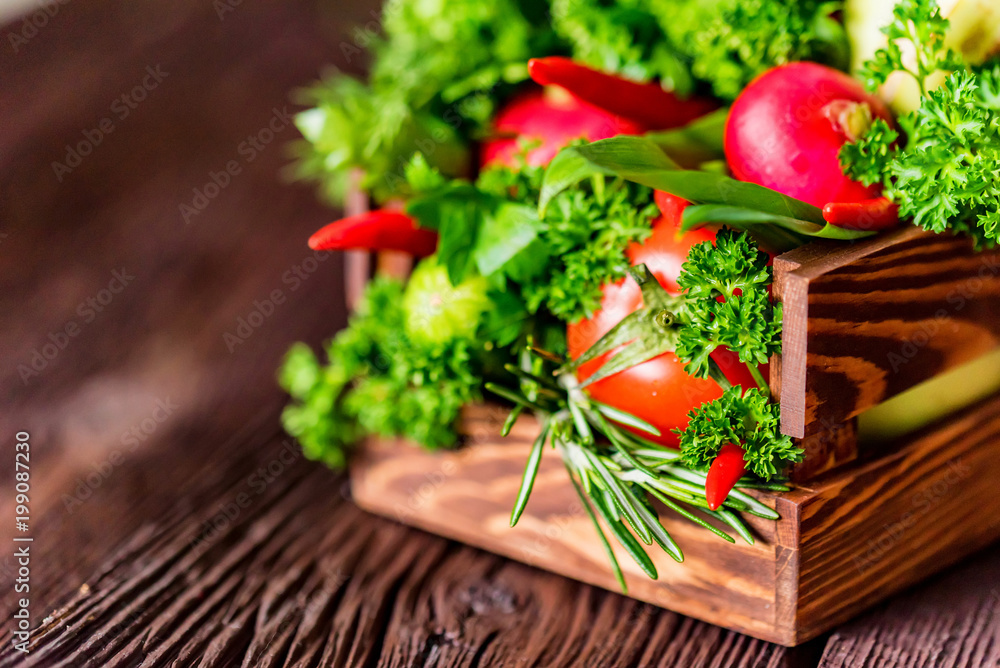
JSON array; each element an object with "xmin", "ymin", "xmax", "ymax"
[
  {"xmin": 675, "ymin": 229, "xmax": 781, "ymax": 389},
  {"xmin": 679, "ymin": 386, "xmax": 798, "ymax": 480},
  {"xmin": 840, "ymin": 0, "xmax": 1000, "ymax": 246}
]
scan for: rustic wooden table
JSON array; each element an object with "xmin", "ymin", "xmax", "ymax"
[{"xmin": 2, "ymin": 1, "xmax": 999, "ymax": 666}]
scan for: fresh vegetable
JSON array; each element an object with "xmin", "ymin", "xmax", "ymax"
[
  {"xmin": 704, "ymin": 443, "xmax": 748, "ymax": 510},
  {"xmin": 567, "ymin": 207, "xmax": 759, "ymax": 447},
  {"xmin": 407, "ymin": 153, "xmax": 660, "ymax": 324},
  {"xmin": 549, "ymin": 225, "xmax": 799, "ymax": 575},
  {"xmin": 308, "ymin": 210, "xmax": 438, "ymax": 255},
  {"xmin": 402, "ymin": 258, "xmax": 491, "ymax": 345},
  {"xmin": 526, "ymin": 57, "xmax": 717, "ymax": 129},
  {"xmin": 725, "ymin": 62, "xmax": 896, "ymax": 210},
  {"xmin": 480, "ymin": 89, "xmax": 643, "ymax": 169},
  {"xmin": 840, "ymin": 0, "xmax": 1000, "ymax": 246},
  {"xmin": 539, "ymin": 135, "xmax": 877, "ymax": 250},
  {"xmin": 822, "ymin": 197, "xmax": 900, "ymax": 230},
  {"xmin": 674, "ymin": 228, "xmax": 781, "ymax": 389}
]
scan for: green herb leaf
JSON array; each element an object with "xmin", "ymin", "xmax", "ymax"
[
  {"xmin": 841, "ymin": 2, "xmax": 1000, "ymax": 246},
  {"xmin": 681, "ymin": 204, "xmax": 875, "ymax": 241},
  {"xmin": 644, "ymin": 108, "xmax": 729, "ymax": 168},
  {"xmin": 541, "ymin": 136, "xmax": 825, "ymax": 225},
  {"xmin": 279, "ymin": 277, "xmax": 484, "ymax": 466},
  {"xmin": 510, "ymin": 423, "xmax": 550, "ymax": 527}
]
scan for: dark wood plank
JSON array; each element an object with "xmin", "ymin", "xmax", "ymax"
[
  {"xmin": 773, "ymin": 228, "xmax": 1000, "ymax": 439},
  {"xmin": 817, "ymin": 549, "xmax": 1000, "ymax": 668}
]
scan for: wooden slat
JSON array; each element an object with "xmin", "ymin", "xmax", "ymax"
[
  {"xmin": 343, "ymin": 169, "xmax": 373, "ymax": 312},
  {"xmin": 773, "ymin": 227, "xmax": 1000, "ymax": 438}
]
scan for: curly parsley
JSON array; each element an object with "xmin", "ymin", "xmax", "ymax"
[
  {"xmin": 840, "ymin": 0, "xmax": 1000, "ymax": 246},
  {"xmin": 676, "ymin": 229, "xmax": 781, "ymax": 380},
  {"xmin": 670, "ymin": 230, "xmax": 798, "ymax": 480},
  {"xmin": 279, "ymin": 277, "xmax": 484, "ymax": 467},
  {"xmin": 678, "ymin": 386, "xmax": 800, "ymax": 480},
  {"xmin": 291, "ymin": 0, "xmax": 559, "ymax": 205}
]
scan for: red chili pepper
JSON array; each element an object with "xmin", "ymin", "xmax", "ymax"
[
  {"xmin": 704, "ymin": 443, "xmax": 747, "ymax": 511},
  {"xmin": 821, "ymin": 197, "xmax": 900, "ymax": 231},
  {"xmin": 527, "ymin": 57, "xmax": 717, "ymax": 130},
  {"xmin": 308, "ymin": 210, "xmax": 438, "ymax": 256}
]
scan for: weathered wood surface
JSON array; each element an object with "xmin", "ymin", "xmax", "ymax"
[
  {"xmin": 352, "ymin": 393, "xmax": 1000, "ymax": 647},
  {"xmin": 3, "ymin": 0, "xmax": 1000, "ymax": 665},
  {"xmin": 773, "ymin": 227, "xmax": 1000, "ymax": 439}
]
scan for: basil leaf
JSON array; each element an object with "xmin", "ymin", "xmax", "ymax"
[
  {"xmin": 645, "ymin": 108, "xmax": 728, "ymax": 168},
  {"xmin": 408, "ymin": 184, "xmax": 492, "ymax": 285},
  {"xmin": 540, "ymin": 136, "xmax": 825, "ymax": 225},
  {"xmin": 682, "ymin": 204, "xmax": 876, "ymax": 241},
  {"xmin": 474, "ymin": 202, "xmax": 541, "ymax": 278}
]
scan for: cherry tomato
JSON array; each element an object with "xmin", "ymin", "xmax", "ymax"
[{"xmin": 566, "ymin": 193, "xmax": 760, "ymax": 447}]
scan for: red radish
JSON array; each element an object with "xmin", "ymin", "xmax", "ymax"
[
  {"xmin": 725, "ymin": 62, "xmax": 895, "ymax": 210},
  {"xmin": 481, "ymin": 88, "xmax": 643, "ymax": 169}
]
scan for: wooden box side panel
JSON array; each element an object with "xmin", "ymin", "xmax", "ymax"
[
  {"xmin": 787, "ymin": 393, "xmax": 1000, "ymax": 640},
  {"xmin": 774, "ymin": 227, "xmax": 1000, "ymax": 438},
  {"xmin": 351, "ymin": 407, "xmax": 794, "ymax": 644}
]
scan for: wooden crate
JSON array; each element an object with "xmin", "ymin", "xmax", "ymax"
[{"xmin": 349, "ymin": 226, "xmax": 1000, "ymax": 645}]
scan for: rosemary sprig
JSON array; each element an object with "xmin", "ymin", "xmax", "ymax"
[{"xmin": 489, "ymin": 347, "xmax": 775, "ymax": 587}]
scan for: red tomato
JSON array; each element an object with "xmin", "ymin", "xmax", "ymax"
[
  {"xmin": 481, "ymin": 87, "xmax": 643, "ymax": 169},
  {"xmin": 567, "ymin": 193, "xmax": 760, "ymax": 447}
]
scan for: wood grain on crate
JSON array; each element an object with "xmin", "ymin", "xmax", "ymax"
[
  {"xmin": 352, "ymin": 393, "xmax": 1000, "ymax": 646},
  {"xmin": 773, "ymin": 226, "xmax": 1000, "ymax": 439}
]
